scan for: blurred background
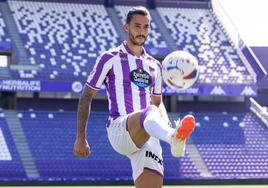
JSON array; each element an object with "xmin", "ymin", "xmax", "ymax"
[{"xmin": 0, "ymin": 0, "xmax": 267, "ymax": 186}]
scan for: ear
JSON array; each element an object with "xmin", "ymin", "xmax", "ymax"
[{"xmin": 123, "ymin": 23, "xmax": 129, "ymax": 32}]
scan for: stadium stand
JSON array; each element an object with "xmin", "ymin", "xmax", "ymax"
[
  {"xmin": 0, "ymin": 11, "xmax": 11, "ymax": 42},
  {"xmin": 0, "ymin": 110, "xmax": 26, "ymax": 179},
  {"xmin": 191, "ymin": 112, "xmax": 268, "ymax": 178},
  {"xmin": 16, "ymin": 110, "xmax": 201, "ymax": 180},
  {"xmin": 1, "ymin": 109, "xmax": 267, "ymax": 181},
  {"xmin": 4, "ymin": 0, "xmax": 256, "ymax": 87},
  {"xmin": 157, "ymin": 7, "xmax": 255, "ymax": 84},
  {"xmin": 8, "ymin": 1, "xmax": 121, "ymax": 80},
  {"xmin": 18, "ymin": 110, "xmax": 133, "ymax": 180}
]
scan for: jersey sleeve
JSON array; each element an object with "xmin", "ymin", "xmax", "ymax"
[
  {"xmin": 152, "ymin": 61, "xmax": 162, "ymax": 96},
  {"xmin": 86, "ymin": 52, "xmax": 114, "ymax": 90}
]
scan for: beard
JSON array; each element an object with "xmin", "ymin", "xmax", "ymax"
[{"xmin": 129, "ymin": 32, "xmax": 147, "ymax": 46}]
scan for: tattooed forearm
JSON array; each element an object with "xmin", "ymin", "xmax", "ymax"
[{"xmin": 76, "ymin": 86, "xmax": 96, "ymax": 140}]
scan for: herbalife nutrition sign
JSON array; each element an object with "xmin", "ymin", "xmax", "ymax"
[
  {"xmin": 0, "ymin": 79, "xmax": 83, "ymax": 93},
  {"xmin": 0, "ymin": 80, "xmax": 41, "ymax": 91}
]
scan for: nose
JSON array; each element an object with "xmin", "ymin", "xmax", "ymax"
[
  {"xmin": 138, "ymin": 30, "xmax": 146, "ymax": 37},
  {"xmin": 138, "ymin": 27, "xmax": 147, "ymax": 35}
]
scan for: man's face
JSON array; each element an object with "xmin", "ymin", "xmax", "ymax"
[{"xmin": 125, "ymin": 14, "xmax": 150, "ymax": 46}]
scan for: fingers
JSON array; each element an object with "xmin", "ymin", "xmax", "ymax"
[
  {"xmin": 73, "ymin": 143, "xmax": 91, "ymax": 157},
  {"xmin": 84, "ymin": 147, "xmax": 90, "ymax": 157},
  {"xmin": 74, "ymin": 147, "xmax": 91, "ymax": 157}
]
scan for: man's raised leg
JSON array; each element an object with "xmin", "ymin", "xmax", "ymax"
[
  {"xmin": 127, "ymin": 105, "xmax": 174, "ymax": 148},
  {"xmin": 127, "ymin": 104, "xmax": 195, "ymax": 156}
]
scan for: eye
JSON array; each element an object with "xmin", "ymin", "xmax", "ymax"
[{"xmin": 144, "ymin": 25, "xmax": 149, "ymax": 29}]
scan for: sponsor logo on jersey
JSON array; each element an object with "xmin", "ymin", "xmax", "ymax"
[{"xmin": 130, "ymin": 68, "xmax": 152, "ymax": 88}]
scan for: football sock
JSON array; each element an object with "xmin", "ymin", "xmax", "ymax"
[{"xmin": 141, "ymin": 105, "xmax": 174, "ymax": 144}]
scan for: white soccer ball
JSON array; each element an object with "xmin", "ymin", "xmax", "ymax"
[{"xmin": 162, "ymin": 51, "xmax": 199, "ymax": 90}]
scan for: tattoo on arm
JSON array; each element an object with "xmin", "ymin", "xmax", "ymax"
[{"xmin": 76, "ymin": 87, "xmax": 96, "ymax": 140}]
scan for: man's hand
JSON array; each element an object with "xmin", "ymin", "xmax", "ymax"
[
  {"xmin": 74, "ymin": 86, "xmax": 96, "ymax": 158},
  {"xmin": 73, "ymin": 138, "xmax": 91, "ymax": 157}
]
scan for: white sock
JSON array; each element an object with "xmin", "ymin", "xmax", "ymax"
[{"xmin": 142, "ymin": 110, "xmax": 174, "ymax": 144}]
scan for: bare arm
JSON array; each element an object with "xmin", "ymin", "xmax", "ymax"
[
  {"xmin": 76, "ymin": 86, "xmax": 97, "ymax": 139},
  {"xmin": 74, "ymin": 85, "xmax": 97, "ymax": 157},
  {"xmin": 152, "ymin": 95, "xmax": 171, "ymax": 126}
]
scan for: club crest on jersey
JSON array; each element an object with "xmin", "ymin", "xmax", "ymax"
[{"xmin": 130, "ymin": 68, "xmax": 152, "ymax": 88}]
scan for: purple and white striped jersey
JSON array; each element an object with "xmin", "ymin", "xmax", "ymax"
[{"xmin": 86, "ymin": 42, "xmax": 162, "ymax": 119}]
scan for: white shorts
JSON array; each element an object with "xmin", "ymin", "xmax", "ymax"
[{"xmin": 107, "ymin": 115, "xmax": 164, "ymax": 182}]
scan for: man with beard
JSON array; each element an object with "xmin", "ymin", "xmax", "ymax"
[{"xmin": 73, "ymin": 6, "xmax": 195, "ymax": 188}]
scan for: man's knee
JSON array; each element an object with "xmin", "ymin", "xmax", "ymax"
[{"xmin": 140, "ymin": 105, "xmax": 159, "ymax": 128}]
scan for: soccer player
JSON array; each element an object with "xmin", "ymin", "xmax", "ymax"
[{"xmin": 73, "ymin": 6, "xmax": 195, "ymax": 188}]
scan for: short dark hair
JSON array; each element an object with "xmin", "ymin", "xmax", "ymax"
[{"xmin": 126, "ymin": 6, "xmax": 151, "ymax": 24}]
